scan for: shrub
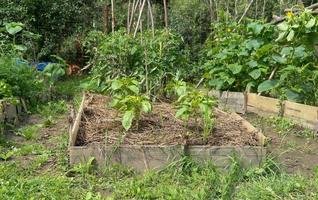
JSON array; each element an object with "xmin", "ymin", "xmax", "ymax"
[{"xmin": 85, "ymin": 29, "xmax": 190, "ymax": 97}]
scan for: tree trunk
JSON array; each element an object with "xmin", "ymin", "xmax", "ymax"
[{"xmin": 103, "ymin": 4, "xmax": 109, "ymax": 33}]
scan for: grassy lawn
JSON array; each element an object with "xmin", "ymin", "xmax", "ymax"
[{"xmin": 1, "ymin": 78, "xmax": 318, "ymax": 200}]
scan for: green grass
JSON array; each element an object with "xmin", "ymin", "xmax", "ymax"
[{"xmin": 1, "ymin": 81, "xmax": 318, "ymax": 199}]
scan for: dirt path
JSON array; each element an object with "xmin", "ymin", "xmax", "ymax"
[{"xmin": 244, "ymin": 113, "xmax": 318, "ymax": 176}]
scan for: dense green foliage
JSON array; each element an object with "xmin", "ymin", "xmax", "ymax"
[
  {"xmin": 0, "ymin": 0, "xmax": 102, "ymax": 60},
  {"xmin": 86, "ymin": 29, "xmax": 190, "ymax": 97},
  {"xmin": 202, "ymin": 9, "xmax": 318, "ymax": 105},
  {"xmin": 0, "ymin": 56, "xmax": 43, "ymax": 102}
]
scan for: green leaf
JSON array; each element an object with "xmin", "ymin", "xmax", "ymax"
[
  {"xmin": 287, "ymin": 30, "xmax": 295, "ymax": 41},
  {"xmin": 128, "ymin": 85, "xmax": 139, "ymax": 95},
  {"xmin": 305, "ymin": 18, "xmax": 316, "ymax": 29},
  {"xmin": 280, "ymin": 47, "xmax": 293, "ymax": 57},
  {"xmin": 272, "ymin": 55, "xmax": 287, "ymax": 64},
  {"xmin": 111, "ymin": 80, "xmax": 122, "ymax": 90},
  {"xmin": 247, "ymin": 23, "xmax": 264, "ymax": 35},
  {"xmin": 122, "ymin": 110, "xmax": 134, "ymax": 131},
  {"xmin": 277, "ymin": 22, "xmax": 288, "ymax": 31},
  {"xmin": 5, "ymin": 22, "xmax": 23, "ymax": 35},
  {"xmin": 294, "ymin": 46, "xmax": 306, "ymax": 58},
  {"xmin": 227, "ymin": 64, "xmax": 242, "ymax": 74},
  {"xmin": 276, "ymin": 32, "xmax": 287, "ymax": 42},
  {"xmin": 247, "ymin": 60, "xmax": 258, "ymax": 68},
  {"xmin": 285, "ymin": 89, "xmax": 300, "ymax": 102},
  {"xmin": 246, "ymin": 82, "xmax": 255, "ymax": 91},
  {"xmin": 257, "ymin": 80, "xmax": 279, "ymax": 93},
  {"xmin": 245, "ymin": 39, "xmax": 261, "ymax": 50},
  {"xmin": 249, "ymin": 69, "xmax": 261, "ymax": 79},
  {"xmin": 176, "ymin": 107, "xmax": 188, "ymax": 119},
  {"xmin": 141, "ymin": 100, "xmax": 151, "ymax": 113}
]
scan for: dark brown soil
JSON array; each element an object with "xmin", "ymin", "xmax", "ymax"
[{"xmin": 76, "ymin": 93, "xmax": 260, "ymax": 146}]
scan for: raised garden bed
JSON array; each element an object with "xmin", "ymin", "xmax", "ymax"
[{"xmin": 69, "ymin": 93, "xmax": 266, "ymax": 171}]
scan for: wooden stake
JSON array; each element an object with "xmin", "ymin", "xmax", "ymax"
[
  {"xmin": 147, "ymin": 0, "xmax": 155, "ymax": 37},
  {"xmin": 69, "ymin": 93, "xmax": 86, "ymax": 147},
  {"xmin": 238, "ymin": 0, "xmax": 255, "ymax": 24},
  {"xmin": 127, "ymin": 0, "xmax": 131, "ymax": 32},
  {"xmin": 163, "ymin": 0, "xmax": 168, "ymax": 28},
  {"xmin": 111, "ymin": 0, "xmax": 115, "ymax": 33},
  {"xmin": 134, "ymin": 0, "xmax": 146, "ymax": 37}
]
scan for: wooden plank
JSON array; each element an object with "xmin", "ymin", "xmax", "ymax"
[
  {"xmin": 284, "ymin": 100, "xmax": 318, "ymax": 130},
  {"xmin": 208, "ymin": 90, "xmax": 246, "ymax": 114},
  {"xmin": 69, "ymin": 93, "xmax": 86, "ymax": 147},
  {"xmin": 230, "ymin": 112, "xmax": 266, "ymax": 146},
  {"xmin": 69, "ymin": 143, "xmax": 266, "ymax": 171},
  {"xmin": 247, "ymin": 93, "xmax": 281, "ymax": 116}
]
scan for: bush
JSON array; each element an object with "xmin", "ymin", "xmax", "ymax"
[
  {"xmin": 0, "ymin": 56, "xmax": 44, "ymax": 103},
  {"xmin": 86, "ymin": 29, "xmax": 190, "ymax": 96}
]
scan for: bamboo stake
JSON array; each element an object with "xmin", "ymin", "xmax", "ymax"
[
  {"xmin": 214, "ymin": 0, "xmax": 219, "ymax": 22},
  {"xmin": 111, "ymin": 0, "xmax": 115, "ymax": 33},
  {"xmin": 134, "ymin": 0, "xmax": 146, "ymax": 37},
  {"xmin": 147, "ymin": 0, "xmax": 155, "ymax": 38},
  {"xmin": 262, "ymin": 0, "xmax": 266, "ymax": 19},
  {"xmin": 238, "ymin": 0, "xmax": 255, "ymax": 24},
  {"xmin": 127, "ymin": 0, "xmax": 131, "ymax": 32},
  {"xmin": 163, "ymin": 0, "xmax": 168, "ymax": 28}
]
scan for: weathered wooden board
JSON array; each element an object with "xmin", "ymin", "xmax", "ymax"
[
  {"xmin": 0, "ymin": 99, "xmax": 22, "ymax": 126},
  {"xmin": 247, "ymin": 93, "xmax": 281, "ymax": 116},
  {"xmin": 69, "ymin": 93, "xmax": 86, "ymax": 147},
  {"xmin": 69, "ymin": 144, "xmax": 266, "ymax": 171},
  {"xmin": 284, "ymin": 100, "xmax": 318, "ymax": 130},
  {"xmin": 208, "ymin": 90, "xmax": 246, "ymax": 114},
  {"xmin": 187, "ymin": 146, "xmax": 265, "ymax": 168},
  {"xmin": 230, "ymin": 112, "xmax": 266, "ymax": 146}
]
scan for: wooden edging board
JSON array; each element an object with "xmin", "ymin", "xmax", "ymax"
[
  {"xmin": 207, "ymin": 90, "xmax": 247, "ymax": 114},
  {"xmin": 0, "ymin": 99, "xmax": 23, "ymax": 128},
  {"xmin": 246, "ymin": 93, "xmax": 318, "ymax": 130},
  {"xmin": 69, "ymin": 144, "xmax": 266, "ymax": 172},
  {"xmin": 69, "ymin": 93, "xmax": 266, "ymax": 171},
  {"xmin": 208, "ymin": 90, "xmax": 318, "ymax": 130}
]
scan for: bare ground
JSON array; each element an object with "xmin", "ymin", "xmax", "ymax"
[{"xmin": 244, "ymin": 113, "xmax": 318, "ymax": 176}]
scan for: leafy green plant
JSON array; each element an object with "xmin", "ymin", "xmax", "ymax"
[
  {"xmin": 175, "ymin": 86, "xmax": 216, "ymax": 139},
  {"xmin": 17, "ymin": 125, "xmax": 41, "ymax": 140},
  {"xmin": 0, "ymin": 80, "xmax": 12, "ymax": 99},
  {"xmin": 110, "ymin": 77, "xmax": 140, "ymax": 96},
  {"xmin": 0, "ymin": 147, "xmax": 17, "ymax": 161},
  {"xmin": 109, "ymin": 77, "xmax": 152, "ymax": 131},
  {"xmin": 112, "ymin": 95, "xmax": 152, "ymax": 131},
  {"xmin": 86, "ymin": 29, "xmax": 190, "ymax": 97},
  {"xmin": 0, "ymin": 56, "xmax": 44, "ymax": 104}
]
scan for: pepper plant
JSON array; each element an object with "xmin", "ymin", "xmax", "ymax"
[
  {"xmin": 110, "ymin": 77, "xmax": 152, "ymax": 131},
  {"xmin": 170, "ymin": 82, "xmax": 216, "ymax": 140}
]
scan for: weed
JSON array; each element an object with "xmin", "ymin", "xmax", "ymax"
[
  {"xmin": 17, "ymin": 124, "xmax": 41, "ymax": 140},
  {"xmin": 0, "ymin": 147, "xmax": 17, "ymax": 161},
  {"xmin": 36, "ymin": 100, "xmax": 68, "ymax": 118}
]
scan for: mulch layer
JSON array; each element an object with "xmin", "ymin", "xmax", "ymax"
[{"xmin": 76, "ymin": 93, "xmax": 259, "ymax": 146}]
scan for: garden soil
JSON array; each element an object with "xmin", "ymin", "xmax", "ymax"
[{"xmin": 76, "ymin": 93, "xmax": 259, "ymax": 146}]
